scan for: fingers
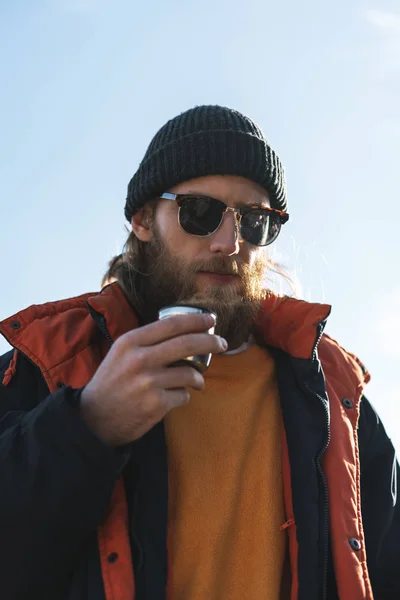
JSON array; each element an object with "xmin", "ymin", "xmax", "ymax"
[
  {"xmin": 122, "ymin": 313, "xmax": 216, "ymax": 347},
  {"xmin": 143, "ymin": 332, "xmax": 227, "ymax": 369},
  {"xmin": 160, "ymin": 387, "xmax": 191, "ymax": 410},
  {"xmin": 151, "ymin": 366, "xmax": 205, "ymax": 391}
]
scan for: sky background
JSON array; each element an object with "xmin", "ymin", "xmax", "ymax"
[{"xmin": 0, "ymin": 1, "xmax": 399, "ymax": 450}]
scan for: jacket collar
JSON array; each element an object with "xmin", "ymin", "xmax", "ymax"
[
  {"xmin": 257, "ymin": 294, "xmax": 331, "ymax": 360},
  {"xmin": 0, "ymin": 283, "xmax": 332, "ymax": 372}
]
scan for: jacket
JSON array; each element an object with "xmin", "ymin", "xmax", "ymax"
[{"xmin": 0, "ymin": 282, "xmax": 399, "ymax": 600}]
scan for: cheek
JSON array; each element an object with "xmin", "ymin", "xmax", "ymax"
[
  {"xmin": 155, "ymin": 205, "xmax": 181, "ymax": 244},
  {"xmin": 239, "ymin": 243, "xmax": 262, "ymax": 266},
  {"xmin": 155, "ymin": 206, "xmax": 204, "ymax": 257}
]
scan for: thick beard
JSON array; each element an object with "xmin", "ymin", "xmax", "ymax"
[{"xmin": 137, "ymin": 227, "xmax": 269, "ymax": 349}]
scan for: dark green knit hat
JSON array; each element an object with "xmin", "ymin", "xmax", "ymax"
[{"xmin": 125, "ymin": 105, "xmax": 287, "ymax": 221}]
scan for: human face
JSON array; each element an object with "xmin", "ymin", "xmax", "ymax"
[
  {"xmin": 156, "ymin": 175, "xmax": 270, "ymax": 290},
  {"xmin": 133, "ymin": 175, "xmax": 271, "ymax": 348}
]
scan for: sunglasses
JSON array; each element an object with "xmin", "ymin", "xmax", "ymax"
[{"xmin": 159, "ymin": 193, "xmax": 289, "ymax": 247}]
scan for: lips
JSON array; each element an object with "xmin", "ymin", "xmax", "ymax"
[{"xmin": 197, "ymin": 271, "xmax": 240, "ymax": 284}]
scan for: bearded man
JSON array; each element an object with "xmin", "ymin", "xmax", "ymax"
[{"xmin": 0, "ymin": 105, "xmax": 399, "ymax": 600}]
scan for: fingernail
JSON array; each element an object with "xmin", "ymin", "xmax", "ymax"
[
  {"xmin": 206, "ymin": 313, "xmax": 217, "ymax": 325},
  {"xmin": 219, "ymin": 337, "xmax": 228, "ymax": 350}
]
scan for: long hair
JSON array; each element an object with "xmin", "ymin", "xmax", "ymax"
[
  {"xmin": 101, "ymin": 253, "xmax": 125, "ymax": 287},
  {"xmin": 102, "ymin": 231, "xmax": 152, "ymax": 316}
]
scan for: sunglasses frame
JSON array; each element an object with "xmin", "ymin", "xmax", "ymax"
[{"xmin": 159, "ymin": 192, "xmax": 289, "ymax": 246}]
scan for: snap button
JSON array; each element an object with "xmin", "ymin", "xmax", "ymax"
[
  {"xmin": 10, "ymin": 321, "xmax": 21, "ymax": 330},
  {"xmin": 107, "ymin": 552, "xmax": 119, "ymax": 563},
  {"xmin": 342, "ymin": 398, "xmax": 353, "ymax": 409},
  {"xmin": 349, "ymin": 538, "xmax": 362, "ymax": 551}
]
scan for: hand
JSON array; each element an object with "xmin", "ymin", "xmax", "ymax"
[{"xmin": 80, "ymin": 313, "xmax": 227, "ymax": 446}]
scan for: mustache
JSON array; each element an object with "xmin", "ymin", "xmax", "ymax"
[{"xmin": 193, "ymin": 257, "xmax": 242, "ymax": 276}]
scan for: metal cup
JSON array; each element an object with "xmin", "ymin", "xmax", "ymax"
[{"xmin": 158, "ymin": 305, "xmax": 217, "ymax": 372}]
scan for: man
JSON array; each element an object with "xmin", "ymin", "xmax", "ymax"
[{"xmin": 0, "ymin": 105, "xmax": 398, "ymax": 600}]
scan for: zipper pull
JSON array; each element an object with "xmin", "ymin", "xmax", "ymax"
[{"xmin": 280, "ymin": 517, "xmax": 295, "ymax": 531}]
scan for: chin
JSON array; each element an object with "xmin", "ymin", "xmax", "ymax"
[{"xmin": 194, "ymin": 282, "xmax": 242, "ymax": 297}]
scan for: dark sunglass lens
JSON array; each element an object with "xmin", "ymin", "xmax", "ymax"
[
  {"xmin": 179, "ymin": 197, "xmax": 224, "ymax": 236},
  {"xmin": 241, "ymin": 210, "xmax": 281, "ymax": 246}
]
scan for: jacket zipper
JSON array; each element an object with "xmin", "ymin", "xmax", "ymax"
[
  {"xmin": 310, "ymin": 319, "xmax": 330, "ymax": 600},
  {"xmin": 97, "ymin": 316, "xmax": 114, "ymax": 347},
  {"xmin": 315, "ymin": 403, "xmax": 330, "ymax": 600}
]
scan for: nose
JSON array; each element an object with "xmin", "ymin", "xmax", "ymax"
[{"xmin": 208, "ymin": 210, "xmax": 240, "ymax": 256}]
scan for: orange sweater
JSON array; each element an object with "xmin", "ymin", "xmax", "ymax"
[{"xmin": 165, "ymin": 344, "xmax": 288, "ymax": 600}]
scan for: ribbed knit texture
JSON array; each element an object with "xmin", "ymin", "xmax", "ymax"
[
  {"xmin": 164, "ymin": 344, "xmax": 288, "ymax": 600},
  {"xmin": 125, "ymin": 105, "xmax": 287, "ymax": 221}
]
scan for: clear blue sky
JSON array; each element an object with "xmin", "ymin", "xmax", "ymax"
[{"xmin": 1, "ymin": 1, "xmax": 399, "ymax": 449}]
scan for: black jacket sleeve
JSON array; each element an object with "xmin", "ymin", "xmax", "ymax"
[
  {"xmin": 358, "ymin": 395, "xmax": 400, "ymax": 600},
  {"xmin": 0, "ymin": 350, "xmax": 130, "ymax": 599}
]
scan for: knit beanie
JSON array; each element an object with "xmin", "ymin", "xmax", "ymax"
[{"xmin": 125, "ymin": 105, "xmax": 287, "ymax": 221}]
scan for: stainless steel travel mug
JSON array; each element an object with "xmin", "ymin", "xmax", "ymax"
[{"xmin": 158, "ymin": 305, "xmax": 217, "ymax": 372}]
